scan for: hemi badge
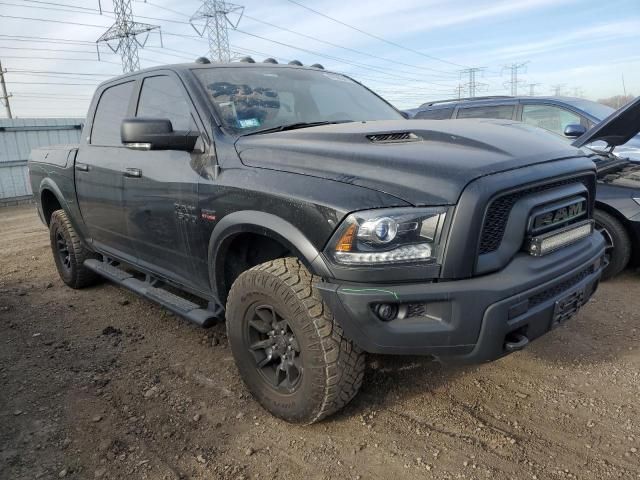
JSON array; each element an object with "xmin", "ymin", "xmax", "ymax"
[{"xmin": 201, "ymin": 210, "xmax": 217, "ymax": 222}]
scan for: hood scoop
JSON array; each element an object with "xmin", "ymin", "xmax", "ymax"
[{"xmin": 366, "ymin": 132, "xmax": 422, "ymax": 144}]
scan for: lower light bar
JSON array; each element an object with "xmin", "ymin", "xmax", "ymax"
[{"xmin": 528, "ymin": 220, "xmax": 593, "ymax": 257}]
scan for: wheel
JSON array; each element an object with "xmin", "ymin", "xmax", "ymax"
[
  {"xmin": 225, "ymin": 258, "xmax": 365, "ymax": 424},
  {"xmin": 594, "ymin": 209, "xmax": 631, "ymax": 280},
  {"xmin": 49, "ymin": 209, "xmax": 101, "ymax": 289}
]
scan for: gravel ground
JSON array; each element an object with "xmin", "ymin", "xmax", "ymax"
[{"xmin": 1, "ymin": 204, "xmax": 639, "ymax": 480}]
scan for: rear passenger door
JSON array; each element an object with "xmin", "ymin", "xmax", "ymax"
[
  {"xmin": 76, "ymin": 80, "xmax": 136, "ymax": 260},
  {"xmin": 121, "ymin": 73, "xmax": 203, "ymax": 286}
]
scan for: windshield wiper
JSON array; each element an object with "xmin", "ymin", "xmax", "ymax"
[{"xmin": 242, "ymin": 120, "xmax": 352, "ymax": 136}]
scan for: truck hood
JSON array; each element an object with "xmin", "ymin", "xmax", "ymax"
[
  {"xmin": 236, "ymin": 119, "xmax": 584, "ymax": 205},
  {"xmin": 573, "ymin": 96, "xmax": 640, "ymax": 149}
]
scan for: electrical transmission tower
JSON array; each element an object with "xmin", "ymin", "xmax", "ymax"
[
  {"xmin": 550, "ymin": 84, "xmax": 566, "ymax": 96},
  {"xmin": 0, "ymin": 60, "xmax": 12, "ymax": 119},
  {"xmin": 503, "ymin": 62, "xmax": 529, "ymax": 96},
  {"xmin": 527, "ymin": 83, "xmax": 541, "ymax": 96},
  {"xmin": 460, "ymin": 68, "xmax": 486, "ymax": 98},
  {"xmin": 454, "ymin": 84, "xmax": 465, "ymax": 99},
  {"xmin": 97, "ymin": 0, "xmax": 161, "ymax": 73},
  {"xmin": 190, "ymin": 0, "xmax": 245, "ymax": 63}
]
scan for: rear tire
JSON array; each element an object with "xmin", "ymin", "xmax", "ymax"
[
  {"xmin": 225, "ymin": 258, "xmax": 365, "ymax": 424},
  {"xmin": 594, "ymin": 209, "xmax": 631, "ymax": 280},
  {"xmin": 49, "ymin": 209, "xmax": 101, "ymax": 289}
]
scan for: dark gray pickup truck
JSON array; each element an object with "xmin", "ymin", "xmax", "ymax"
[{"xmin": 28, "ymin": 58, "xmax": 606, "ymax": 423}]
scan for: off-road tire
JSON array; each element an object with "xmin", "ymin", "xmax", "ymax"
[
  {"xmin": 49, "ymin": 209, "xmax": 100, "ymax": 289},
  {"xmin": 594, "ymin": 209, "xmax": 631, "ymax": 280},
  {"xmin": 226, "ymin": 257, "xmax": 365, "ymax": 424}
]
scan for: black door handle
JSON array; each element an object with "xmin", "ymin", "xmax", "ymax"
[
  {"xmin": 124, "ymin": 168, "xmax": 142, "ymax": 178},
  {"xmin": 75, "ymin": 163, "xmax": 89, "ymax": 172}
]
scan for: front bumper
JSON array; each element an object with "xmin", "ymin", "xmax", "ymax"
[{"xmin": 317, "ymin": 233, "xmax": 605, "ymax": 363}]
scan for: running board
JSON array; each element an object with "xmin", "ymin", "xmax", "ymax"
[{"xmin": 84, "ymin": 259, "xmax": 222, "ymax": 328}]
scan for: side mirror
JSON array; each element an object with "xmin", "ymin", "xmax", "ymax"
[
  {"xmin": 563, "ymin": 124, "xmax": 587, "ymax": 139},
  {"xmin": 121, "ymin": 118, "xmax": 199, "ymax": 152}
]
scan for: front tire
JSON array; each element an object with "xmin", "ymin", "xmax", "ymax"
[
  {"xmin": 226, "ymin": 258, "xmax": 365, "ymax": 424},
  {"xmin": 49, "ymin": 209, "xmax": 100, "ymax": 289},
  {"xmin": 594, "ymin": 209, "xmax": 631, "ymax": 280}
]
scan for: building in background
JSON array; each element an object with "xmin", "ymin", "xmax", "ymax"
[{"xmin": 0, "ymin": 118, "xmax": 83, "ymax": 206}]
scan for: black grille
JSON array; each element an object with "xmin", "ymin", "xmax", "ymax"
[
  {"xmin": 529, "ymin": 265, "xmax": 594, "ymax": 307},
  {"xmin": 367, "ymin": 132, "xmax": 421, "ymax": 143},
  {"xmin": 479, "ymin": 176, "xmax": 592, "ymax": 254}
]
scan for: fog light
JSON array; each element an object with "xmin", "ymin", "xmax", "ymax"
[{"xmin": 374, "ymin": 303, "xmax": 398, "ymax": 321}]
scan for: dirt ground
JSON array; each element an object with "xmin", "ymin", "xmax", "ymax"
[{"xmin": 0, "ymin": 204, "xmax": 639, "ymax": 480}]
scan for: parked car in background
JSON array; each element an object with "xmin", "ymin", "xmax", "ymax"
[
  {"xmin": 408, "ymin": 95, "xmax": 640, "ymax": 279},
  {"xmin": 407, "ymin": 96, "xmax": 640, "ymax": 160}
]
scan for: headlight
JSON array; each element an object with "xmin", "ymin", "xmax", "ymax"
[{"xmin": 326, "ymin": 207, "xmax": 448, "ymax": 266}]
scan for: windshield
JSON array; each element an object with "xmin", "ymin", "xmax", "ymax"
[
  {"xmin": 563, "ymin": 99, "xmax": 615, "ymax": 121},
  {"xmin": 193, "ymin": 66, "xmax": 403, "ymax": 134}
]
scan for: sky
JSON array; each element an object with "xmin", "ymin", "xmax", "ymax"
[{"xmin": 0, "ymin": 0, "xmax": 638, "ymax": 117}]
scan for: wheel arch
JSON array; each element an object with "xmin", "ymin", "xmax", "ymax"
[
  {"xmin": 39, "ymin": 179, "xmax": 67, "ymax": 226},
  {"xmin": 208, "ymin": 211, "xmax": 332, "ymax": 302}
]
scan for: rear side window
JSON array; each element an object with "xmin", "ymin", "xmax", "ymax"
[
  {"xmin": 456, "ymin": 105, "xmax": 514, "ymax": 120},
  {"xmin": 136, "ymin": 75, "xmax": 194, "ymax": 131},
  {"xmin": 414, "ymin": 108, "xmax": 454, "ymax": 120},
  {"xmin": 91, "ymin": 81, "xmax": 135, "ymax": 146}
]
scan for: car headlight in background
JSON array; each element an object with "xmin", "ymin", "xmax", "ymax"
[{"xmin": 326, "ymin": 207, "xmax": 448, "ymax": 266}]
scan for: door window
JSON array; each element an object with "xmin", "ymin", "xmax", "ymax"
[
  {"xmin": 456, "ymin": 105, "xmax": 515, "ymax": 120},
  {"xmin": 521, "ymin": 104, "xmax": 582, "ymax": 136},
  {"xmin": 414, "ymin": 108, "xmax": 454, "ymax": 120},
  {"xmin": 137, "ymin": 75, "xmax": 194, "ymax": 131},
  {"xmin": 91, "ymin": 81, "xmax": 135, "ymax": 146}
]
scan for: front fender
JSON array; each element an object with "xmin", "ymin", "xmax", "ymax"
[{"xmin": 207, "ymin": 210, "xmax": 333, "ymax": 296}]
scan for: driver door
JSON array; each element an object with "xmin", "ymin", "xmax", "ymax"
[{"xmin": 122, "ymin": 73, "xmax": 203, "ymax": 286}]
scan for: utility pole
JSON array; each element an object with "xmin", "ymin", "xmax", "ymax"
[
  {"xmin": 527, "ymin": 83, "xmax": 541, "ymax": 96},
  {"xmin": 190, "ymin": 0, "xmax": 244, "ymax": 63},
  {"xmin": 571, "ymin": 86, "xmax": 584, "ymax": 98},
  {"xmin": 460, "ymin": 67, "xmax": 486, "ymax": 98},
  {"xmin": 97, "ymin": 0, "xmax": 161, "ymax": 73},
  {"xmin": 503, "ymin": 61, "xmax": 529, "ymax": 96},
  {"xmin": 622, "ymin": 73, "xmax": 627, "ymax": 97},
  {"xmin": 0, "ymin": 60, "xmax": 12, "ymax": 119},
  {"xmin": 454, "ymin": 84, "xmax": 465, "ymax": 99}
]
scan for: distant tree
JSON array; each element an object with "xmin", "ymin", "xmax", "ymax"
[{"xmin": 597, "ymin": 95, "xmax": 635, "ymax": 109}]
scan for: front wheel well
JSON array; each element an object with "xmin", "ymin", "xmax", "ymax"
[
  {"xmin": 41, "ymin": 189, "xmax": 62, "ymax": 226},
  {"xmin": 217, "ymin": 232, "xmax": 296, "ymax": 304}
]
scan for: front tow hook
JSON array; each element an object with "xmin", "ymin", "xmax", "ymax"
[{"xmin": 504, "ymin": 333, "xmax": 530, "ymax": 352}]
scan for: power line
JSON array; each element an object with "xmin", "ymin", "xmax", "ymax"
[
  {"xmin": 285, "ymin": 0, "xmax": 468, "ymax": 69},
  {"xmin": 97, "ymin": 0, "xmax": 161, "ymax": 73}
]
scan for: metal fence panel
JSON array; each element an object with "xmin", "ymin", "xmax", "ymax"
[{"xmin": 0, "ymin": 118, "xmax": 83, "ymax": 201}]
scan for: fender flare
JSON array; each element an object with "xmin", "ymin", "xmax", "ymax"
[
  {"xmin": 207, "ymin": 210, "xmax": 333, "ymax": 297},
  {"xmin": 38, "ymin": 178, "xmax": 68, "ymax": 223}
]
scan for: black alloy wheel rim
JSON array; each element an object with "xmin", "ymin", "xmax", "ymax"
[
  {"xmin": 245, "ymin": 304, "xmax": 303, "ymax": 393},
  {"xmin": 55, "ymin": 231, "xmax": 72, "ymax": 272}
]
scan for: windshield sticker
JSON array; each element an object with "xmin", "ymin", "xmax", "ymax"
[{"xmin": 237, "ymin": 118, "xmax": 261, "ymax": 129}]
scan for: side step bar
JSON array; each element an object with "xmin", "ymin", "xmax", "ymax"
[{"xmin": 84, "ymin": 259, "xmax": 223, "ymax": 328}]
